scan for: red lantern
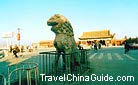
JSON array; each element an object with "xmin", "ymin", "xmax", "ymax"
[{"xmin": 17, "ymin": 33, "xmax": 20, "ymax": 41}]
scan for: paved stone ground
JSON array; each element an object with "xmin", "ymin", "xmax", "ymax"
[
  {"xmin": 0, "ymin": 48, "xmax": 55, "ymax": 84},
  {"xmin": 79, "ymin": 47, "xmax": 138, "ymax": 85},
  {"xmin": 38, "ymin": 47, "xmax": 138, "ymax": 85},
  {"xmin": 0, "ymin": 47, "xmax": 138, "ymax": 85}
]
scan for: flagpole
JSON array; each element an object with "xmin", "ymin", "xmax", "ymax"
[{"xmin": 17, "ymin": 28, "xmax": 20, "ymax": 46}]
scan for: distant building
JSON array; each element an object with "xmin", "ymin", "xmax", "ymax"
[
  {"xmin": 111, "ymin": 39, "xmax": 125, "ymax": 46},
  {"xmin": 79, "ymin": 30, "xmax": 115, "ymax": 46},
  {"xmin": 38, "ymin": 40, "xmax": 54, "ymax": 48}
]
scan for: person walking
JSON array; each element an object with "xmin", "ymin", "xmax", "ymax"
[
  {"xmin": 9, "ymin": 45, "xmax": 12, "ymax": 53},
  {"xmin": 94, "ymin": 42, "xmax": 98, "ymax": 51},
  {"xmin": 78, "ymin": 43, "xmax": 83, "ymax": 50},
  {"xmin": 21, "ymin": 45, "xmax": 24, "ymax": 52},
  {"xmin": 98, "ymin": 43, "xmax": 101, "ymax": 49},
  {"xmin": 13, "ymin": 44, "xmax": 20, "ymax": 58},
  {"xmin": 124, "ymin": 41, "xmax": 129, "ymax": 54}
]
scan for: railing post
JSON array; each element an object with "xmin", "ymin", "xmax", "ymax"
[
  {"xmin": 26, "ymin": 70, "xmax": 29, "ymax": 85},
  {"xmin": 19, "ymin": 70, "xmax": 21, "ymax": 85},
  {"xmin": 8, "ymin": 63, "xmax": 38, "ymax": 85},
  {"xmin": 49, "ymin": 53, "xmax": 50, "ymax": 74},
  {"xmin": 0, "ymin": 74, "xmax": 6, "ymax": 85},
  {"xmin": 34, "ymin": 67, "xmax": 38, "ymax": 85}
]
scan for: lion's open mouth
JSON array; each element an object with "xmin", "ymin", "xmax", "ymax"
[{"xmin": 47, "ymin": 22, "xmax": 58, "ymax": 26}]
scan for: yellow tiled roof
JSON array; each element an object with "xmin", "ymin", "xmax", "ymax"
[{"xmin": 79, "ymin": 30, "xmax": 113, "ymax": 39}]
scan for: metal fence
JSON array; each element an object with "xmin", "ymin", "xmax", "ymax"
[
  {"xmin": 0, "ymin": 74, "xmax": 6, "ymax": 85},
  {"xmin": 39, "ymin": 49, "xmax": 90, "ymax": 84},
  {"xmin": 0, "ymin": 49, "xmax": 90, "ymax": 85},
  {"xmin": 7, "ymin": 62, "xmax": 39, "ymax": 85}
]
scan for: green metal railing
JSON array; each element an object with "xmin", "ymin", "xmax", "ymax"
[
  {"xmin": 8, "ymin": 62, "xmax": 39, "ymax": 85},
  {"xmin": 0, "ymin": 74, "xmax": 6, "ymax": 85},
  {"xmin": 39, "ymin": 49, "xmax": 90, "ymax": 84},
  {"xmin": 39, "ymin": 49, "xmax": 90, "ymax": 75}
]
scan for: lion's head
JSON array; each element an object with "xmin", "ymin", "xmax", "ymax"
[{"xmin": 47, "ymin": 14, "xmax": 74, "ymax": 36}]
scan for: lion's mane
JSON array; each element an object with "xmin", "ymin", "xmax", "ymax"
[{"xmin": 47, "ymin": 14, "xmax": 78, "ymax": 53}]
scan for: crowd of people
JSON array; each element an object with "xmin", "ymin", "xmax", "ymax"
[
  {"xmin": 77, "ymin": 40, "xmax": 132, "ymax": 54},
  {"xmin": 9, "ymin": 45, "xmax": 34, "ymax": 58},
  {"xmin": 93, "ymin": 42, "xmax": 101, "ymax": 51},
  {"xmin": 77, "ymin": 42, "xmax": 102, "ymax": 51}
]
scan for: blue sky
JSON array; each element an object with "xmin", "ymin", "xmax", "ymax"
[{"xmin": 0, "ymin": 0, "xmax": 138, "ymax": 45}]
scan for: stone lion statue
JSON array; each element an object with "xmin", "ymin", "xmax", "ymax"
[{"xmin": 47, "ymin": 14, "xmax": 80, "ymax": 73}]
